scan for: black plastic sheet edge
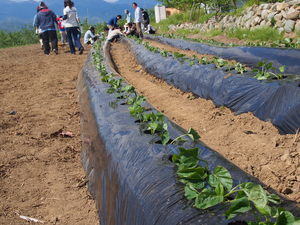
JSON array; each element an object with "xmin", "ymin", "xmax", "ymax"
[
  {"xmin": 145, "ymin": 35, "xmax": 300, "ymax": 76},
  {"xmin": 77, "ymin": 43, "xmax": 300, "ymax": 225},
  {"xmin": 126, "ymin": 38, "xmax": 300, "ymax": 134}
]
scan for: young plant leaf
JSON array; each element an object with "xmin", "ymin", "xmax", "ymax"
[
  {"xmin": 177, "ymin": 167, "xmax": 208, "ymax": 180},
  {"xmin": 194, "ymin": 188, "xmax": 224, "ymax": 209},
  {"xmin": 276, "ymin": 210, "xmax": 298, "ymax": 225},
  {"xmin": 187, "ymin": 128, "xmax": 200, "ymax": 141},
  {"xmin": 184, "ymin": 185, "xmax": 198, "ymax": 200},
  {"xmin": 208, "ymin": 166, "xmax": 233, "ymax": 191},
  {"xmin": 225, "ymin": 197, "xmax": 252, "ymax": 219}
]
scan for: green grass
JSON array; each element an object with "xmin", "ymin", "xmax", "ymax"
[
  {"xmin": 170, "ymin": 26, "xmax": 284, "ymax": 44},
  {"xmin": 0, "ymin": 28, "xmax": 39, "ymax": 49},
  {"xmin": 225, "ymin": 27, "xmax": 284, "ymax": 42}
]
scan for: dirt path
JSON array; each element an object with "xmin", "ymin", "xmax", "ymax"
[
  {"xmin": 0, "ymin": 45, "xmax": 98, "ymax": 225},
  {"xmin": 109, "ymin": 41, "xmax": 300, "ymax": 205}
]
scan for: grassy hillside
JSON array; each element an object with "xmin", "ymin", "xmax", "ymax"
[{"xmin": 153, "ymin": 0, "xmax": 300, "ymax": 46}]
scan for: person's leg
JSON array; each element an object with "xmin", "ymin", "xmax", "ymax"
[
  {"xmin": 73, "ymin": 27, "xmax": 84, "ymax": 54},
  {"xmin": 66, "ymin": 27, "xmax": 75, "ymax": 54},
  {"xmin": 41, "ymin": 31, "xmax": 50, "ymax": 55},
  {"xmin": 62, "ymin": 31, "xmax": 67, "ymax": 44},
  {"xmin": 136, "ymin": 22, "xmax": 143, "ymax": 38},
  {"xmin": 49, "ymin": 30, "xmax": 58, "ymax": 54}
]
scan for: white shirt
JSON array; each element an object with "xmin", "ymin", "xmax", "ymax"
[
  {"xmin": 134, "ymin": 6, "xmax": 142, "ymax": 23},
  {"xmin": 126, "ymin": 12, "xmax": 131, "ymax": 24},
  {"xmin": 84, "ymin": 30, "xmax": 95, "ymax": 44},
  {"xmin": 107, "ymin": 29, "xmax": 123, "ymax": 41},
  {"xmin": 63, "ymin": 6, "xmax": 80, "ymax": 28}
]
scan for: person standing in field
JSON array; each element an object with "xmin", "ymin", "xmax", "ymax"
[
  {"xmin": 34, "ymin": 2, "xmax": 58, "ymax": 55},
  {"xmin": 107, "ymin": 15, "xmax": 122, "ymax": 31},
  {"xmin": 63, "ymin": 0, "xmax": 84, "ymax": 55},
  {"xmin": 132, "ymin": 2, "xmax": 143, "ymax": 38}
]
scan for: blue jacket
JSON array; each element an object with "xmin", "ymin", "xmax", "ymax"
[
  {"xmin": 107, "ymin": 17, "xmax": 118, "ymax": 27},
  {"xmin": 34, "ymin": 9, "xmax": 57, "ymax": 32}
]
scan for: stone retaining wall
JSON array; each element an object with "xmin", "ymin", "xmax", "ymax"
[{"xmin": 169, "ymin": 0, "xmax": 300, "ymax": 34}]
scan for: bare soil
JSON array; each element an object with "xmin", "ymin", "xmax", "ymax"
[
  {"xmin": 145, "ymin": 39, "xmax": 241, "ymax": 66},
  {"xmin": 109, "ymin": 41, "xmax": 300, "ymax": 205},
  {"xmin": 0, "ymin": 44, "xmax": 99, "ymax": 225}
]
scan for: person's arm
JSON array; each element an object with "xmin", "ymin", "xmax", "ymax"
[
  {"xmin": 114, "ymin": 17, "xmax": 118, "ymax": 27},
  {"xmin": 33, "ymin": 15, "xmax": 37, "ymax": 27},
  {"xmin": 75, "ymin": 8, "xmax": 80, "ymax": 25},
  {"xmin": 63, "ymin": 7, "xmax": 68, "ymax": 20},
  {"xmin": 34, "ymin": 14, "xmax": 40, "ymax": 28},
  {"xmin": 52, "ymin": 11, "xmax": 58, "ymax": 24}
]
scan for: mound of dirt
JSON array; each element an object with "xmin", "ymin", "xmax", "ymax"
[{"xmin": 109, "ymin": 40, "xmax": 300, "ymax": 205}]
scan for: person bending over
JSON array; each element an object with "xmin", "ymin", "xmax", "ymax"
[
  {"xmin": 107, "ymin": 15, "xmax": 122, "ymax": 31},
  {"xmin": 84, "ymin": 26, "xmax": 99, "ymax": 45},
  {"xmin": 107, "ymin": 28, "xmax": 124, "ymax": 42}
]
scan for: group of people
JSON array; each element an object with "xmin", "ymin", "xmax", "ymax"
[
  {"xmin": 106, "ymin": 2, "xmax": 155, "ymax": 42},
  {"xmin": 33, "ymin": 1, "xmax": 154, "ymax": 55},
  {"xmin": 34, "ymin": 0, "xmax": 85, "ymax": 55}
]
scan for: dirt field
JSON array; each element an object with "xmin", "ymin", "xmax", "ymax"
[
  {"xmin": 109, "ymin": 41, "xmax": 300, "ymax": 205},
  {"xmin": 0, "ymin": 45, "xmax": 98, "ymax": 225}
]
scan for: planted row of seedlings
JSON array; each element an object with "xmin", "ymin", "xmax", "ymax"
[
  {"xmin": 160, "ymin": 33, "xmax": 300, "ymax": 49},
  {"xmin": 133, "ymin": 36, "xmax": 287, "ymax": 81},
  {"xmin": 91, "ymin": 39, "xmax": 299, "ymax": 224}
]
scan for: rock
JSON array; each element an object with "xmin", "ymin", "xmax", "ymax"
[
  {"xmin": 284, "ymin": 19, "xmax": 296, "ymax": 32},
  {"xmin": 267, "ymin": 12, "xmax": 278, "ymax": 21},
  {"xmin": 245, "ymin": 20, "xmax": 252, "ymax": 29},
  {"xmin": 261, "ymin": 10, "xmax": 270, "ymax": 19},
  {"xmin": 274, "ymin": 13, "xmax": 283, "ymax": 21},
  {"xmin": 285, "ymin": 8, "xmax": 300, "ymax": 20},
  {"xmin": 278, "ymin": 27, "xmax": 285, "ymax": 33},
  {"xmin": 253, "ymin": 16, "xmax": 262, "ymax": 25},
  {"xmin": 275, "ymin": 20, "xmax": 284, "ymax": 28},
  {"xmin": 260, "ymin": 20, "xmax": 267, "ymax": 27},
  {"xmin": 256, "ymin": 9, "xmax": 262, "ymax": 16},
  {"xmin": 276, "ymin": 3, "xmax": 289, "ymax": 11},
  {"xmin": 245, "ymin": 11, "xmax": 254, "ymax": 21},
  {"xmin": 282, "ymin": 187, "xmax": 293, "ymax": 195},
  {"xmin": 295, "ymin": 20, "xmax": 300, "ymax": 32},
  {"xmin": 287, "ymin": 0, "xmax": 300, "ymax": 6},
  {"xmin": 262, "ymin": 3, "xmax": 271, "ymax": 10},
  {"xmin": 266, "ymin": 21, "xmax": 272, "ymax": 26}
]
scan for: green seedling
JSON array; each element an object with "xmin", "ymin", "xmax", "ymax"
[
  {"xmin": 235, "ymin": 63, "xmax": 247, "ymax": 74},
  {"xmin": 173, "ymin": 52, "xmax": 186, "ymax": 59},
  {"xmin": 171, "ymin": 128, "xmax": 201, "ymax": 145},
  {"xmin": 200, "ymin": 56, "xmax": 210, "ymax": 65},
  {"xmin": 213, "ymin": 57, "xmax": 228, "ymax": 68},
  {"xmin": 160, "ymin": 50, "xmax": 169, "ymax": 57},
  {"xmin": 107, "ymin": 78, "xmax": 123, "ymax": 94},
  {"xmin": 253, "ymin": 61, "xmax": 275, "ymax": 80}
]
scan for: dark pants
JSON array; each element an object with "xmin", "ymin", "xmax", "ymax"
[
  {"xmin": 66, "ymin": 27, "xmax": 83, "ymax": 54},
  {"xmin": 41, "ymin": 30, "xmax": 58, "ymax": 55}
]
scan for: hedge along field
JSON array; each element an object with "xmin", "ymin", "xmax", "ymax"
[{"xmin": 0, "ymin": 28, "xmax": 39, "ymax": 49}]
